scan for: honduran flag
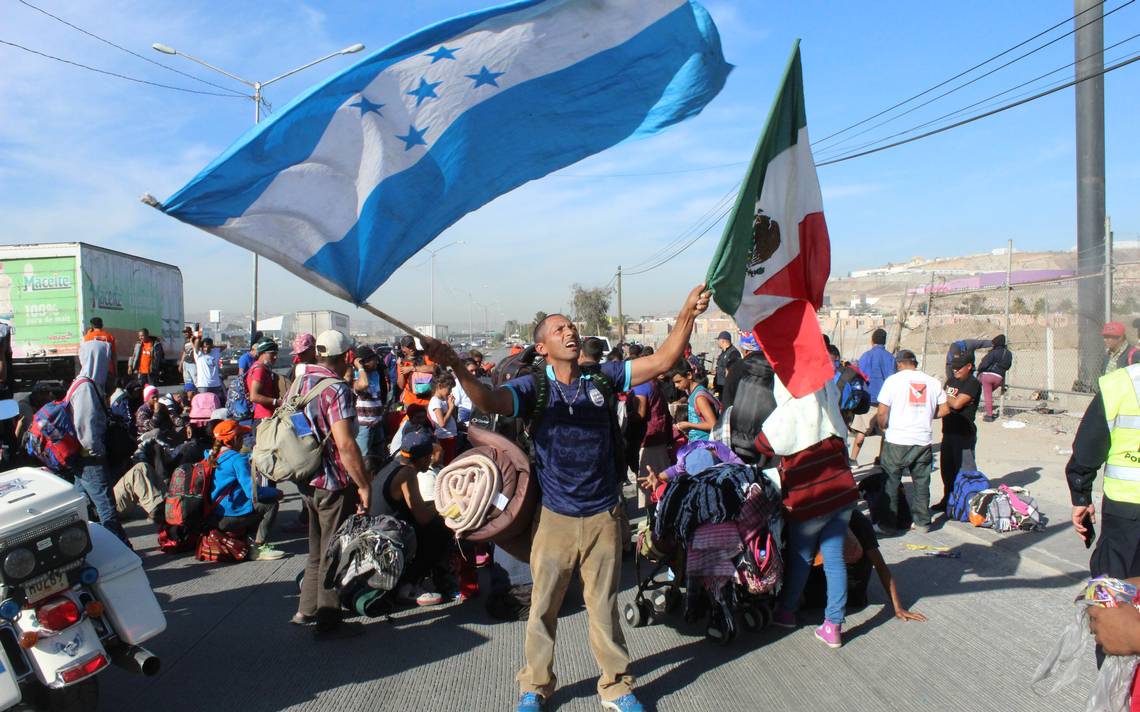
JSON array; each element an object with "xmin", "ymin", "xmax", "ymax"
[
  {"xmin": 152, "ymin": 0, "xmax": 730, "ymax": 306},
  {"xmin": 705, "ymin": 41, "xmax": 832, "ymax": 398}
]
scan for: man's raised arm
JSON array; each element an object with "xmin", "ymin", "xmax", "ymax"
[
  {"xmin": 631, "ymin": 284, "xmax": 711, "ymax": 388},
  {"xmin": 423, "ymin": 338, "xmax": 516, "ymax": 416}
]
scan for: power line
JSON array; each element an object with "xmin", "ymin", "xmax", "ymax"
[
  {"xmin": 816, "ymin": 52, "xmax": 1140, "ymax": 167},
  {"xmin": 553, "ymin": 161, "xmax": 746, "ymax": 179},
  {"xmin": 0, "ymin": 38, "xmax": 251, "ymax": 97},
  {"xmin": 815, "ymin": 0, "xmax": 1136, "ymax": 157},
  {"xmin": 813, "ymin": 0, "xmax": 1111, "ymax": 147},
  {"xmin": 815, "ymin": 31, "xmax": 1140, "ymax": 163},
  {"xmin": 622, "ymin": 185, "xmax": 738, "ymax": 272},
  {"xmin": 625, "ymin": 199, "xmax": 736, "ymax": 276},
  {"xmin": 15, "ymin": 0, "xmax": 248, "ymax": 97}
]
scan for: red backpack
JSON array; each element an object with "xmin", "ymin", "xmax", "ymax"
[
  {"xmin": 25, "ymin": 378, "xmax": 91, "ymax": 474},
  {"xmin": 777, "ymin": 436, "xmax": 859, "ymax": 522},
  {"xmin": 159, "ymin": 460, "xmax": 236, "ymax": 554}
]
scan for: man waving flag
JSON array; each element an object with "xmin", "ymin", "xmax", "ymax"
[
  {"xmin": 152, "ymin": 0, "xmax": 731, "ymax": 306},
  {"xmin": 705, "ymin": 41, "xmax": 832, "ymax": 398}
]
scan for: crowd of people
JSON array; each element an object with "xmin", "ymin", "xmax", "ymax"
[{"xmin": 13, "ymin": 306, "xmax": 1140, "ymax": 711}]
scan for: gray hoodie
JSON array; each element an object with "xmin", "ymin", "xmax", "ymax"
[{"xmin": 72, "ymin": 340, "xmax": 110, "ymax": 456}]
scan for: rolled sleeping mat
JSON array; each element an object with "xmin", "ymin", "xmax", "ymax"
[{"xmin": 435, "ymin": 451, "xmax": 503, "ymax": 535}]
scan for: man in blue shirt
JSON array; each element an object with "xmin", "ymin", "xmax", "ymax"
[
  {"xmin": 426, "ymin": 284, "xmax": 710, "ymax": 712},
  {"xmin": 850, "ymin": 328, "xmax": 895, "ymax": 463}
]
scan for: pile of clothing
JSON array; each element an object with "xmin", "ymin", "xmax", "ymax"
[
  {"xmin": 324, "ymin": 514, "xmax": 417, "ymax": 617},
  {"xmin": 967, "ymin": 484, "xmax": 1046, "ymax": 533}
]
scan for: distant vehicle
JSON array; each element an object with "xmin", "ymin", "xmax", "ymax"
[
  {"xmin": 0, "ymin": 242, "xmax": 184, "ymax": 386},
  {"xmin": 294, "ymin": 310, "xmax": 349, "ymax": 337},
  {"xmin": 219, "ymin": 349, "xmax": 243, "ymax": 377}
]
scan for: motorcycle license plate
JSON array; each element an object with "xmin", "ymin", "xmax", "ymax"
[{"xmin": 24, "ymin": 570, "xmax": 67, "ymax": 603}]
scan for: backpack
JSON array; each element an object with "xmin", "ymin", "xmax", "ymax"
[
  {"xmin": 160, "ymin": 459, "xmax": 237, "ymax": 554},
  {"xmin": 836, "ymin": 365, "xmax": 871, "ymax": 415},
  {"xmin": 195, "ymin": 529, "xmax": 250, "ymax": 563},
  {"xmin": 26, "ymin": 378, "xmax": 91, "ymax": 474},
  {"xmin": 724, "ymin": 354, "xmax": 777, "ymax": 464},
  {"xmin": 251, "ymin": 377, "xmax": 341, "ymax": 484},
  {"xmin": 227, "ymin": 375, "xmax": 252, "ymax": 420},
  {"xmin": 947, "ymin": 470, "xmax": 992, "ymax": 522}
]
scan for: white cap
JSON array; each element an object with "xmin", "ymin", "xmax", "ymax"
[{"xmin": 315, "ymin": 329, "xmax": 352, "ymax": 357}]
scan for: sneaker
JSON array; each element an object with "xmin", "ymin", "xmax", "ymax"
[
  {"xmin": 771, "ymin": 607, "xmax": 797, "ymax": 629},
  {"xmin": 290, "ymin": 613, "xmax": 317, "ymax": 626},
  {"xmin": 815, "ymin": 620, "xmax": 843, "ymax": 649},
  {"xmin": 398, "ymin": 582, "xmax": 444, "ymax": 607},
  {"xmin": 910, "ymin": 523, "xmax": 932, "ymax": 534},
  {"xmin": 873, "ymin": 523, "xmax": 898, "ymax": 537},
  {"xmin": 601, "ymin": 694, "xmax": 646, "ymax": 712},
  {"xmin": 982, "ymin": 415, "xmax": 996, "ymax": 423},
  {"xmin": 250, "ymin": 544, "xmax": 285, "ymax": 560},
  {"xmin": 517, "ymin": 692, "xmax": 545, "ymax": 712}
]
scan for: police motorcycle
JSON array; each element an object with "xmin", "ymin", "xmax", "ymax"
[{"xmin": 0, "ymin": 400, "xmax": 165, "ymax": 711}]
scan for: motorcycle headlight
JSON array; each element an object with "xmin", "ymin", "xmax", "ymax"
[
  {"xmin": 3, "ymin": 548, "xmax": 36, "ymax": 580},
  {"xmin": 57, "ymin": 525, "xmax": 88, "ymax": 558}
]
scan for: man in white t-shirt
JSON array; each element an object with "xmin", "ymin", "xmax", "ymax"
[
  {"xmin": 192, "ymin": 335, "xmax": 227, "ymax": 399},
  {"xmin": 875, "ymin": 349, "xmax": 948, "ymax": 534}
]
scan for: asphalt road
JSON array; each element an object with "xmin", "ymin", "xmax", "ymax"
[{"xmin": 95, "ymin": 420, "xmax": 1101, "ymax": 712}]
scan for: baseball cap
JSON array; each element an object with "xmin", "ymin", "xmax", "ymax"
[
  {"xmin": 400, "ymin": 427, "xmax": 436, "ymax": 459},
  {"xmin": 316, "ymin": 330, "xmax": 352, "ymax": 357},
  {"xmin": 213, "ymin": 419, "xmax": 251, "ymax": 444},
  {"xmin": 950, "ymin": 353, "xmax": 974, "ymax": 371},
  {"xmin": 355, "ymin": 345, "xmax": 377, "ymax": 362},
  {"xmin": 1103, "ymin": 322, "xmax": 1126, "ymax": 337},
  {"xmin": 255, "ymin": 338, "xmax": 279, "ymax": 355},
  {"xmin": 291, "ymin": 333, "xmax": 316, "ymax": 355},
  {"xmin": 895, "ymin": 349, "xmax": 918, "ymax": 364},
  {"xmin": 717, "ymin": 331, "xmax": 733, "ymax": 342}
]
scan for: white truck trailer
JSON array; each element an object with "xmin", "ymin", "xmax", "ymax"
[{"xmin": 0, "ymin": 243, "xmax": 184, "ymax": 385}]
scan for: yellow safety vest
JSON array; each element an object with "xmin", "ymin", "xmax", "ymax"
[{"xmin": 1099, "ymin": 364, "xmax": 1140, "ymax": 504}]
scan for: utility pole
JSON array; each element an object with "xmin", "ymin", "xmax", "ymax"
[
  {"xmin": 1105, "ymin": 215, "xmax": 1114, "ymax": 323},
  {"xmin": 616, "ymin": 266, "xmax": 624, "ymax": 345},
  {"xmin": 1074, "ymin": 0, "xmax": 1106, "ymax": 389}
]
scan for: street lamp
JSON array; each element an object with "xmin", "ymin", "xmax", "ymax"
[
  {"xmin": 421, "ymin": 240, "xmax": 464, "ymax": 336},
  {"xmin": 152, "ymin": 40, "xmax": 365, "ymax": 344}
]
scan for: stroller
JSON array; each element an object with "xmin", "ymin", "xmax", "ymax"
[{"xmin": 624, "ymin": 449, "xmax": 783, "ymax": 644}]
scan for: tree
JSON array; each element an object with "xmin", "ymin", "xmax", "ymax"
[
  {"xmin": 571, "ymin": 284, "xmax": 612, "ymax": 336},
  {"xmin": 530, "ymin": 311, "xmax": 549, "ymax": 340},
  {"xmin": 1011, "ymin": 297, "xmax": 1029, "ymax": 314},
  {"xmin": 1057, "ymin": 298, "xmax": 1075, "ymax": 314},
  {"xmin": 1032, "ymin": 298, "xmax": 1046, "ymax": 315},
  {"xmin": 503, "ymin": 319, "xmax": 522, "ymax": 338}
]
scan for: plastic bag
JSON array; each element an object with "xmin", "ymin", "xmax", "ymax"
[{"xmin": 1032, "ymin": 577, "xmax": 1140, "ymax": 712}]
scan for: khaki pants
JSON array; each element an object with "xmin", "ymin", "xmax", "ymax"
[
  {"xmin": 517, "ymin": 506, "xmax": 633, "ymax": 702},
  {"xmin": 113, "ymin": 462, "xmax": 163, "ymax": 519}
]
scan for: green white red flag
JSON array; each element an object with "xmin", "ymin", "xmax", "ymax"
[{"xmin": 705, "ymin": 41, "xmax": 832, "ymax": 398}]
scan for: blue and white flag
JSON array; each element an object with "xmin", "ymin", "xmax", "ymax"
[{"xmin": 158, "ymin": 0, "xmax": 731, "ymax": 304}]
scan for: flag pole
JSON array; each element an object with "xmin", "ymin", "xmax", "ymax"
[{"xmin": 359, "ymin": 303, "xmax": 431, "ymax": 342}]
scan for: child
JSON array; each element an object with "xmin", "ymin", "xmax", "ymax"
[
  {"xmin": 428, "ymin": 373, "xmax": 458, "ymax": 465},
  {"xmin": 207, "ymin": 419, "xmax": 285, "ymax": 561}
]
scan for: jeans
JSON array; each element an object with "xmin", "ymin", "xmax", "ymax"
[
  {"xmin": 77, "ymin": 457, "xmax": 129, "ymax": 543},
  {"xmin": 979, "ymin": 372, "xmax": 1003, "ymax": 418},
  {"xmin": 780, "ymin": 506, "xmax": 854, "ymax": 625},
  {"xmin": 880, "ymin": 442, "xmax": 934, "ymax": 526}
]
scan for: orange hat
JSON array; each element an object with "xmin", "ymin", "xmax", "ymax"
[
  {"xmin": 213, "ymin": 419, "xmax": 251, "ymax": 444},
  {"xmin": 1103, "ymin": 322, "xmax": 1126, "ymax": 337}
]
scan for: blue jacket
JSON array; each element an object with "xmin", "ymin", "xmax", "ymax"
[
  {"xmin": 857, "ymin": 345, "xmax": 895, "ymax": 403},
  {"xmin": 208, "ymin": 449, "xmax": 275, "ymax": 518}
]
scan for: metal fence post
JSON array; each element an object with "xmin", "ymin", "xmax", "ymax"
[
  {"xmin": 921, "ymin": 272, "xmax": 934, "ymax": 368},
  {"xmin": 1105, "ymin": 215, "xmax": 1113, "ymax": 323},
  {"xmin": 1001, "ymin": 240, "xmax": 1012, "ymax": 416}
]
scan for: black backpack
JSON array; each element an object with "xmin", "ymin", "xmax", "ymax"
[{"xmin": 724, "ymin": 354, "xmax": 778, "ymax": 464}]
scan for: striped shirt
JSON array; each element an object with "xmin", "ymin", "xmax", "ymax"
[{"xmin": 354, "ymin": 369, "xmax": 384, "ymax": 427}]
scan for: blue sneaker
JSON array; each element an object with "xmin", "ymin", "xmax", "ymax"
[
  {"xmin": 517, "ymin": 692, "xmax": 545, "ymax": 712},
  {"xmin": 601, "ymin": 694, "xmax": 646, "ymax": 712}
]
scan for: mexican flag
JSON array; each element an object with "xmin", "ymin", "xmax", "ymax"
[{"xmin": 705, "ymin": 41, "xmax": 833, "ymax": 398}]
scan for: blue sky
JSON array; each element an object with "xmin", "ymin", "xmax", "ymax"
[{"xmin": 1, "ymin": 0, "xmax": 1137, "ymax": 329}]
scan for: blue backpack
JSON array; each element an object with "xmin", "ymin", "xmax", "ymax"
[
  {"xmin": 226, "ymin": 375, "xmax": 252, "ymax": 420},
  {"xmin": 948, "ymin": 471, "xmax": 991, "ymax": 522},
  {"xmin": 836, "ymin": 366, "xmax": 871, "ymax": 415}
]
